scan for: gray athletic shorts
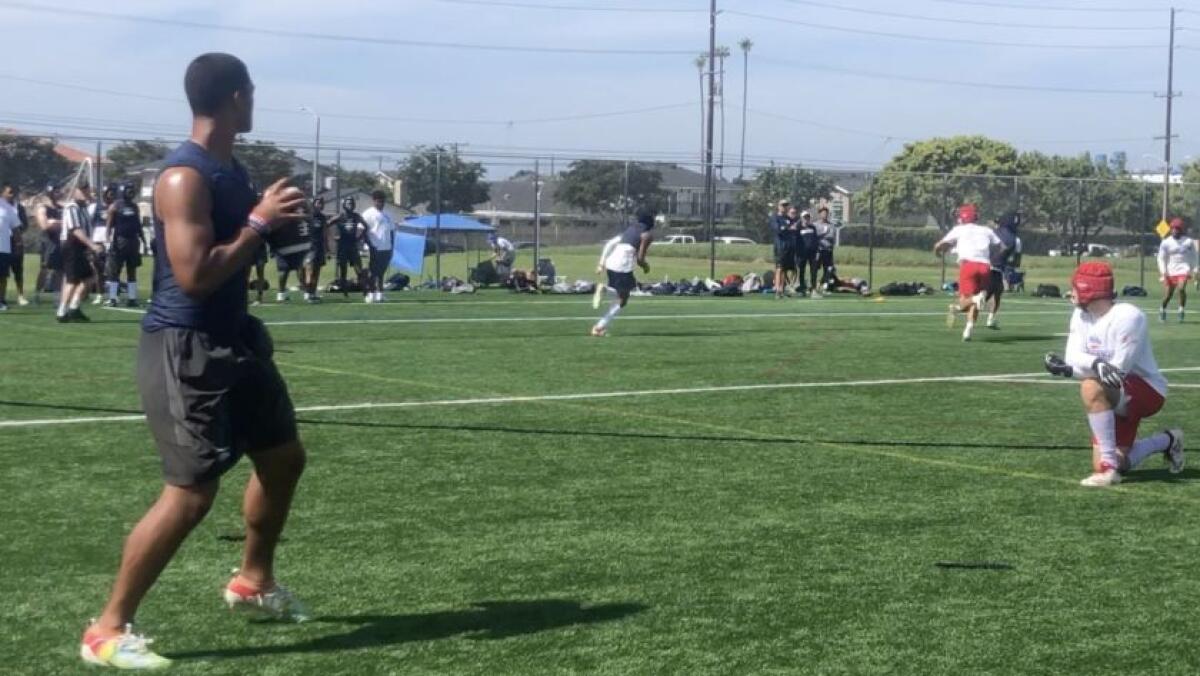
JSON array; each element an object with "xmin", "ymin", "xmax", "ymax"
[{"xmin": 137, "ymin": 316, "xmax": 298, "ymax": 486}]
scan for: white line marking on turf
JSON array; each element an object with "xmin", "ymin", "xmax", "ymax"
[
  {"xmin": 98, "ymin": 306, "xmax": 147, "ymax": 315},
  {"xmin": 262, "ymin": 309, "xmax": 1068, "ymax": 326},
  {"xmin": 9, "ymin": 366, "xmax": 1198, "ymax": 429}
]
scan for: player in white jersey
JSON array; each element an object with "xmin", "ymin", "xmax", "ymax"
[
  {"xmin": 933, "ymin": 204, "xmax": 1002, "ymax": 341},
  {"xmin": 1156, "ymin": 217, "xmax": 1197, "ymax": 323},
  {"xmin": 1043, "ymin": 262, "xmax": 1183, "ymax": 487},
  {"xmin": 591, "ymin": 206, "xmax": 656, "ymax": 337}
]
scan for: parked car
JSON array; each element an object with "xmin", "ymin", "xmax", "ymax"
[
  {"xmin": 1048, "ymin": 243, "xmax": 1117, "ymax": 258},
  {"xmin": 662, "ymin": 234, "xmax": 697, "ymax": 245},
  {"xmin": 714, "ymin": 236, "xmax": 757, "ymax": 245}
]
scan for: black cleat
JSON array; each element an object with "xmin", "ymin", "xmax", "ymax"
[
  {"xmin": 68, "ymin": 308, "xmax": 91, "ymax": 322},
  {"xmin": 104, "ymin": 298, "xmax": 118, "ymax": 308},
  {"xmin": 125, "ymin": 299, "xmax": 140, "ymax": 308}
]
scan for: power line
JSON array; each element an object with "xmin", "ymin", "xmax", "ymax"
[
  {"xmin": 767, "ymin": 0, "xmax": 1162, "ymax": 30},
  {"xmin": 0, "ymin": 73, "xmax": 695, "ymax": 127},
  {"xmin": 428, "ymin": 0, "xmax": 704, "ymax": 12},
  {"xmin": 923, "ymin": 0, "xmax": 1169, "ymax": 12},
  {"xmin": 755, "ymin": 56, "xmax": 1157, "ymax": 95},
  {"xmin": 0, "ymin": 1, "xmax": 695, "ymax": 56},
  {"xmin": 724, "ymin": 10, "xmax": 1161, "ymax": 49}
]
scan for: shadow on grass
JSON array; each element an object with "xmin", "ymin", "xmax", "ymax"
[
  {"xmin": 976, "ymin": 334, "xmax": 1058, "ymax": 344},
  {"xmin": 295, "ymin": 417, "xmax": 1081, "ymax": 452},
  {"xmin": 1120, "ymin": 467, "xmax": 1200, "ymax": 484},
  {"xmin": 0, "ymin": 399, "xmax": 142, "ymax": 415},
  {"xmin": 168, "ymin": 599, "xmax": 646, "ymax": 660}
]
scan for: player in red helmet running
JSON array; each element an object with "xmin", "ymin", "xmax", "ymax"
[
  {"xmin": 933, "ymin": 204, "xmax": 1002, "ymax": 341},
  {"xmin": 1156, "ymin": 217, "xmax": 1197, "ymax": 323},
  {"xmin": 1043, "ymin": 262, "xmax": 1183, "ymax": 487}
]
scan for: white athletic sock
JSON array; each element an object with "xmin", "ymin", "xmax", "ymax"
[
  {"xmin": 106, "ymin": 281, "xmax": 119, "ymax": 300},
  {"xmin": 127, "ymin": 282, "xmax": 137, "ymax": 300},
  {"xmin": 1128, "ymin": 431, "xmax": 1173, "ymax": 469},
  {"xmin": 597, "ymin": 301, "xmax": 623, "ymax": 329},
  {"xmin": 57, "ymin": 291, "xmax": 68, "ymax": 316},
  {"xmin": 69, "ymin": 296, "xmax": 81, "ymax": 311},
  {"xmin": 986, "ymin": 312, "xmax": 995, "ymax": 325},
  {"xmin": 1088, "ymin": 411, "xmax": 1121, "ymax": 470}
]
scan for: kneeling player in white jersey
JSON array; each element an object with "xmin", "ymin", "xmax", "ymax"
[
  {"xmin": 933, "ymin": 204, "xmax": 1001, "ymax": 341},
  {"xmin": 591, "ymin": 206, "xmax": 656, "ymax": 337},
  {"xmin": 1157, "ymin": 217, "xmax": 1197, "ymax": 323},
  {"xmin": 1043, "ymin": 262, "xmax": 1184, "ymax": 487}
]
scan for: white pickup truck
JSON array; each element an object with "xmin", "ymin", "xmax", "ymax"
[{"xmin": 661, "ymin": 234, "xmax": 697, "ymax": 244}]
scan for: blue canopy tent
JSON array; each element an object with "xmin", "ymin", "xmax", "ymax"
[{"xmin": 399, "ymin": 214, "xmax": 496, "ymax": 281}]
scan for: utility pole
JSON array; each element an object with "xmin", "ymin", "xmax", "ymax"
[
  {"xmin": 1158, "ymin": 6, "xmax": 1179, "ymax": 221},
  {"xmin": 694, "ymin": 54, "xmax": 707, "ymax": 177},
  {"xmin": 716, "ymin": 45, "xmax": 730, "ymax": 182},
  {"xmin": 705, "ymin": 0, "xmax": 718, "ymax": 278},
  {"xmin": 738, "ymin": 38, "xmax": 752, "ymax": 181}
]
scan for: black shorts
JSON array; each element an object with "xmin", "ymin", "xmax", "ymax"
[
  {"xmin": 9, "ymin": 249, "xmax": 22, "ymax": 278},
  {"xmin": 305, "ymin": 243, "xmax": 327, "ymax": 267},
  {"xmin": 774, "ymin": 243, "xmax": 797, "ymax": 269},
  {"xmin": 337, "ymin": 245, "xmax": 361, "ymax": 267},
  {"xmin": 369, "ymin": 249, "xmax": 391, "ymax": 278},
  {"xmin": 275, "ymin": 253, "xmax": 306, "ymax": 273},
  {"xmin": 0, "ymin": 252, "xmax": 10, "ymax": 279},
  {"xmin": 106, "ymin": 238, "xmax": 142, "ymax": 277},
  {"xmin": 606, "ymin": 269, "xmax": 637, "ymax": 295},
  {"xmin": 62, "ymin": 242, "xmax": 93, "ymax": 284},
  {"xmin": 41, "ymin": 240, "xmax": 61, "ymax": 271},
  {"xmin": 137, "ymin": 316, "xmax": 298, "ymax": 486},
  {"xmin": 986, "ymin": 269, "xmax": 1005, "ymax": 299}
]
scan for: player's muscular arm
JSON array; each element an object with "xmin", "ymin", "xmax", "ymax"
[
  {"xmin": 637, "ymin": 233, "xmax": 652, "ymax": 271},
  {"xmin": 159, "ymin": 170, "xmax": 302, "ymax": 299}
]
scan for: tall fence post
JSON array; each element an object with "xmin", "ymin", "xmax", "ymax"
[
  {"xmin": 940, "ymin": 173, "xmax": 948, "ymax": 286},
  {"xmin": 434, "ymin": 150, "xmax": 442, "ymax": 283},
  {"xmin": 1080, "ymin": 178, "xmax": 1089, "ymax": 265},
  {"xmin": 534, "ymin": 158, "xmax": 541, "ymax": 289},
  {"xmin": 1140, "ymin": 182, "xmax": 1148, "ymax": 288},
  {"xmin": 867, "ymin": 174, "xmax": 875, "ymax": 291}
]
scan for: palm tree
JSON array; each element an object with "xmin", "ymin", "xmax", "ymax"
[
  {"xmin": 694, "ymin": 54, "xmax": 707, "ymax": 177},
  {"xmin": 738, "ymin": 38, "xmax": 753, "ymax": 181},
  {"xmin": 716, "ymin": 46, "xmax": 731, "ymax": 181}
]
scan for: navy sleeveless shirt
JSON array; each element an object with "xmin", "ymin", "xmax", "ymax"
[{"xmin": 142, "ymin": 141, "xmax": 257, "ymax": 338}]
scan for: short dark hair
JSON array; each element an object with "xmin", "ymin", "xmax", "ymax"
[
  {"xmin": 184, "ymin": 53, "xmax": 251, "ymax": 116},
  {"xmin": 371, "ymin": 190, "xmax": 387, "ymax": 201},
  {"xmin": 818, "ymin": 206, "xmax": 829, "ymax": 214}
]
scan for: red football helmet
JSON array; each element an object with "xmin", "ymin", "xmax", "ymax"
[
  {"xmin": 957, "ymin": 203, "xmax": 978, "ymax": 225},
  {"xmin": 1170, "ymin": 217, "xmax": 1186, "ymax": 234},
  {"xmin": 1071, "ymin": 262, "xmax": 1115, "ymax": 307}
]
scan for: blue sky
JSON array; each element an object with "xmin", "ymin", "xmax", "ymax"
[{"xmin": 5, "ymin": 0, "xmax": 1200, "ymax": 177}]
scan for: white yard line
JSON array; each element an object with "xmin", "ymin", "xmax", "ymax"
[
  {"xmin": 262, "ymin": 309, "xmax": 1066, "ymax": 327},
  {"xmin": 0, "ymin": 370, "xmax": 1048, "ymax": 429},
  {"xmin": 8, "ymin": 366, "xmax": 1199, "ymax": 429}
]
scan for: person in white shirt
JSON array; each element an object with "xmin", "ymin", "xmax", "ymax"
[
  {"xmin": 933, "ymin": 204, "xmax": 1002, "ymax": 341},
  {"xmin": 488, "ymin": 233, "xmax": 516, "ymax": 278},
  {"xmin": 1043, "ymin": 262, "xmax": 1183, "ymax": 487},
  {"xmin": 1156, "ymin": 217, "xmax": 1197, "ymax": 323},
  {"xmin": 0, "ymin": 185, "xmax": 19, "ymax": 311},
  {"xmin": 360, "ymin": 190, "xmax": 395, "ymax": 303},
  {"xmin": 591, "ymin": 206, "xmax": 656, "ymax": 337},
  {"xmin": 58, "ymin": 185, "xmax": 104, "ymax": 322}
]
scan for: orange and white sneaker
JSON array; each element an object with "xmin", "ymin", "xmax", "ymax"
[
  {"xmin": 223, "ymin": 575, "xmax": 310, "ymax": 622},
  {"xmin": 590, "ymin": 325, "xmax": 607, "ymax": 337},
  {"xmin": 80, "ymin": 623, "xmax": 171, "ymax": 670}
]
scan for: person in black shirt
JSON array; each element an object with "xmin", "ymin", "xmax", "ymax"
[
  {"xmin": 770, "ymin": 199, "xmax": 795, "ymax": 299},
  {"xmin": 105, "ymin": 183, "xmax": 148, "ymax": 307},
  {"xmin": 303, "ymin": 197, "xmax": 329, "ymax": 303},
  {"xmin": 36, "ymin": 184, "xmax": 64, "ymax": 303},
  {"xmin": 330, "ymin": 196, "xmax": 366, "ymax": 297}
]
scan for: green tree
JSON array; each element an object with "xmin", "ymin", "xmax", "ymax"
[
  {"xmin": 339, "ymin": 169, "xmax": 381, "ymax": 194},
  {"xmin": 737, "ymin": 165, "xmax": 834, "ymax": 241},
  {"xmin": 398, "ymin": 146, "xmax": 488, "ymax": 212},
  {"xmin": 557, "ymin": 160, "xmax": 665, "ymax": 214},
  {"xmin": 1018, "ymin": 152, "xmax": 1144, "ymax": 252},
  {"xmin": 873, "ymin": 136, "xmax": 1022, "ymax": 230},
  {"xmin": 234, "ymin": 140, "xmax": 300, "ymax": 190},
  {"xmin": 106, "ymin": 140, "xmax": 169, "ymax": 176},
  {"xmin": 0, "ymin": 134, "xmax": 73, "ymax": 190}
]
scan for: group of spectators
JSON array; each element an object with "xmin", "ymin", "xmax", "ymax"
[
  {"xmin": 769, "ymin": 199, "xmax": 838, "ymax": 299},
  {"xmin": 249, "ymin": 189, "xmax": 400, "ymax": 305}
]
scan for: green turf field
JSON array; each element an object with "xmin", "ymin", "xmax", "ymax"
[{"xmin": 2, "ymin": 273, "xmax": 1199, "ymax": 674}]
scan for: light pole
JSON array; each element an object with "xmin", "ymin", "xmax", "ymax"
[
  {"xmin": 300, "ymin": 106, "xmax": 321, "ymax": 196},
  {"xmin": 738, "ymin": 38, "xmax": 752, "ymax": 181}
]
